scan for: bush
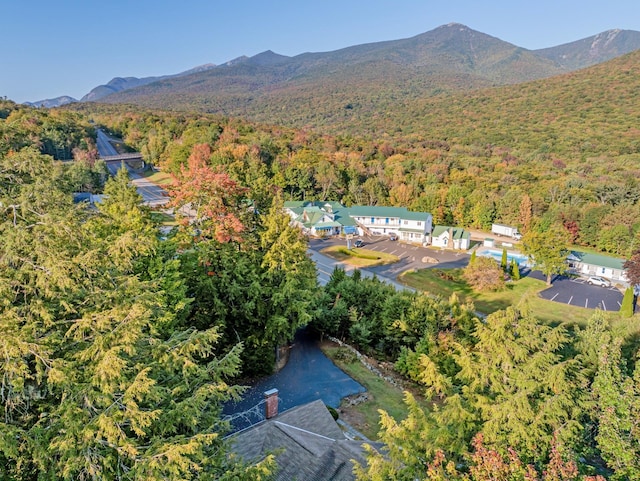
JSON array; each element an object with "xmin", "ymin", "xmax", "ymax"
[{"xmin": 463, "ymin": 255, "xmax": 506, "ymax": 292}]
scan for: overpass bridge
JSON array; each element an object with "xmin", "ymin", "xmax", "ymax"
[
  {"xmin": 100, "ymin": 152, "xmax": 145, "ymax": 173},
  {"xmin": 100, "ymin": 152, "xmax": 145, "ymax": 165}
]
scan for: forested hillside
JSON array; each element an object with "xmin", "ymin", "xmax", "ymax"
[
  {"xmin": 94, "ymin": 24, "xmax": 640, "ymax": 138},
  {"xmin": 4, "ymin": 89, "xmax": 640, "ymax": 478},
  {"xmin": 75, "ymin": 44, "xmax": 640, "ymax": 259}
]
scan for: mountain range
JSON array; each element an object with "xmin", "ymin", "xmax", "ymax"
[
  {"xmin": 29, "ymin": 24, "xmax": 640, "ymax": 127},
  {"xmin": 24, "ymin": 63, "xmax": 219, "ymax": 108}
]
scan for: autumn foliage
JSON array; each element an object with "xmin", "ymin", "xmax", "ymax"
[{"xmin": 169, "ymin": 143, "xmax": 248, "ymax": 243}]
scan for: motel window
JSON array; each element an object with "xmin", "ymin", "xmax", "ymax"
[
  {"xmin": 404, "ymin": 220, "xmax": 408, "ymax": 225},
  {"xmin": 417, "ymin": 221, "xmax": 422, "ymax": 226}
]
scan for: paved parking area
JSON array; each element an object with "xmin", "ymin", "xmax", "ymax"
[
  {"xmin": 308, "ymin": 235, "xmax": 469, "ymax": 276},
  {"xmin": 534, "ymin": 273, "xmax": 623, "ymax": 311},
  {"xmin": 309, "ymin": 236, "xmax": 625, "ymax": 312}
]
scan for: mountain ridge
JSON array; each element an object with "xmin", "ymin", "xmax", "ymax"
[
  {"xmin": 26, "ymin": 24, "xmax": 640, "ymax": 116},
  {"xmin": 94, "ymin": 23, "xmax": 640, "ymax": 133}
]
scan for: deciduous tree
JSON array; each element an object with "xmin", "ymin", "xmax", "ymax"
[{"xmin": 521, "ymin": 224, "xmax": 570, "ymax": 286}]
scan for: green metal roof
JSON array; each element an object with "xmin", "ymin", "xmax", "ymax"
[
  {"xmin": 569, "ymin": 251, "xmax": 625, "ymax": 270},
  {"xmin": 431, "ymin": 226, "xmax": 470, "ymax": 239},
  {"xmin": 284, "ymin": 200, "xmax": 344, "ymax": 212},
  {"xmin": 334, "ymin": 213, "xmax": 357, "ymax": 227},
  {"xmin": 283, "ymin": 201, "xmax": 306, "ymax": 208},
  {"xmin": 314, "ymin": 221, "xmax": 342, "ymax": 229}
]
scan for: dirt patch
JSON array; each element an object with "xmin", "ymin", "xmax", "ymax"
[{"xmin": 338, "ymin": 401, "xmax": 373, "ymax": 435}]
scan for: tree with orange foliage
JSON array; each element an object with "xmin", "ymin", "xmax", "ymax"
[{"xmin": 169, "ymin": 143, "xmax": 248, "ymax": 243}]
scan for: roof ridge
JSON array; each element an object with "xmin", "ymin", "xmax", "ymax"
[{"xmin": 273, "ymin": 420, "xmax": 338, "ymax": 442}]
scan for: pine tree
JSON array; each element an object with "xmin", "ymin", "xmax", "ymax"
[
  {"xmin": 0, "ymin": 149, "xmax": 271, "ymax": 479},
  {"xmin": 593, "ymin": 338, "xmax": 640, "ymax": 480},
  {"xmin": 510, "ymin": 258, "xmax": 520, "ymax": 280},
  {"xmin": 620, "ymin": 286, "xmax": 635, "ymax": 317}
]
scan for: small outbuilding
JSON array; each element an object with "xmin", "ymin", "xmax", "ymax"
[{"xmin": 429, "ymin": 226, "xmax": 471, "ymax": 250}]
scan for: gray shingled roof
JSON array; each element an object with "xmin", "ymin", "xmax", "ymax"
[{"xmin": 229, "ymin": 400, "xmax": 380, "ymax": 481}]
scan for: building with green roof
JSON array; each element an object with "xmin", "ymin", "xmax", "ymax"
[
  {"xmin": 283, "ymin": 201, "xmax": 432, "ymax": 242},
  {"xmin": 567, "ymin": 250, "xmax": 628, "ymax": 283},
  {"xmin": 430, "ymin": 226, "xmax": 471, "ymax": 250}
]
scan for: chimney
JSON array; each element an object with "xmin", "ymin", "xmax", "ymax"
[{"xmin": 264, "ymin": 388, "xmax": 279, "ymax": 419}]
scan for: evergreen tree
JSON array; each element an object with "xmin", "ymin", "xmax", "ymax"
[
  {"xmin": 510, "ymin": 258, "xmax": 520, "ymax": 280},
  {"xmin": 620, "ymin": 286, "xmax": 635, "ymax": 317},
  {"xmin": 593, "ymin": 338, "xmax": 640, "ymax": 480},
  {"xmin": 500, "ymin": 248, "xmax": 508, "ymax": 271},
  {"xmin": 0, "ymin": 149, "xmax": 271, "ymax": 479},
  {"xmin": 259, "ymin": 196, "xmax": 318, "ymax": 346}
]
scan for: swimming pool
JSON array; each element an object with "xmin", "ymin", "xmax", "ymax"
[{"xmin": 478, "ymin": 249, "xmax": 530, "ymax": 266}]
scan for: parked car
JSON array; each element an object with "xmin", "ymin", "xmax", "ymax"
[
  {"xmin": 389, "ymin": 232, "xmax": 398, "ymax": 241},
  {"xmin": 587, "ymin": 276, "xmax": 611, "ymax": 287},
  {"xmin": 354, "ymin": 239, "xmax": 364, "ymax": 248}
]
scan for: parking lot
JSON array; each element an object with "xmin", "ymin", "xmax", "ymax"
[
  {"xmin": 529, "ymin": 272, "xmax": 623, "ymax": 311},
  {"xmin": 308, "ymin": 234, "xmax": 469, "ymax": 279},
  {"xmin": 309, "ymin": 235, "xmax": 625, "ymax": 312}
]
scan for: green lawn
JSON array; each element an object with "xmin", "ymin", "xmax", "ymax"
[
  {"xmin": 142, "ymin": 169, "xmax": 174, "ymax": 186},
  {"xmin": 320, "ymin": 245, "xmax": 400, "ymax": 267},
  {"xmin": 320, "ymin": 344, "xmax": 425, "ymax": 440},
  {"xmin": 399, "ymin": 268, "xmax": 628, "ymax": 328}
]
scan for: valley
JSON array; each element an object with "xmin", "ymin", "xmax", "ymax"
[{"xmin": 3, "ymin": 17, "xmax": 640, "ymax": 481}]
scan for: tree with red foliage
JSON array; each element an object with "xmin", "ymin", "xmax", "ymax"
[
  {"xmin": 169, "ymin": 143, "xmax": 248, "ymax": 243},
  {"xmin": 623, "ymin": 247, "xmax": 640, "ymax": 287}
]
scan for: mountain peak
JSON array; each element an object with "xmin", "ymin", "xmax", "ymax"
[{"xmin": 246, "ymin": 50, "xmax": 291, "ymax": 66}]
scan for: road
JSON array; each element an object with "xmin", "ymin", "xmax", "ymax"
[
  {"xmin": 96, "ymin": 129, "xmax": 118, "ymax": 157},
  {"xmin": 309, "ymin": 248, "xmax": 413, "ymax": 291},
  {"xmin": 309, "ymin": 235, "xmax": 469, "ymax": 284},
  {"xmin": 310, "ymin": 235, "xmax": 624, "ymax": 312},
  {"xmin": 128, "ymin": 172, "xmax": 170, "ymax": 207},
  {"xmin": 96, "ymin": 129, "xmax": 169, "ymax": 206}
]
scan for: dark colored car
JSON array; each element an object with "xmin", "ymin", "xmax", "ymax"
[
  {"xmin": 354, "ymin": 239, "xmax": 364, "ymax": 248},
  {"xmin": 389, "ymin": 232, "xmax": 398, "ymax": 241}
]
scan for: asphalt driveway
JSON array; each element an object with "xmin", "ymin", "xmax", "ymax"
[{"xmin": 223, "ymin": 328, "xmax": 365, "ymax": 432}]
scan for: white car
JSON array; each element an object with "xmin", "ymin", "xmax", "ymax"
[{"xmin": 587, "ymin": 276, "xmax": 611, "ymax": 288}]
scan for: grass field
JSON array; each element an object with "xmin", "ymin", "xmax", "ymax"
[
  {"xmin": 142, "ymin": 169, "xmax": 174, "ymax": 186},
  {"xmin": 399, "ymin": 267, "xmax": 633, "ymax": 329},
  {"xmin": 320, "ymin": 343, "xmax": 425, "ymax": 440},
  {"xmin": 320, "ymin": 245, "xmax": 400, "ymax": 267}
]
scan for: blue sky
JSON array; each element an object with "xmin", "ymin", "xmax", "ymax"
[{"xmin": 2, "ymin": 0, "xmax": 639, "ymax": 103}]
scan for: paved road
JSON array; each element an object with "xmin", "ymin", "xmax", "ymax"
[
  {"xmin": 96, "ymin": 129, "xmax": 118, "ymax": 157},
  {"xmin": 309, "ymin": 248, "xmax": 413, "ymax": 291},
  {"xmin": 96, "ymin": 129, "xmax": 169, "ymax": 206},
  {"xmin": 222, "ymin": 328, "xmax": 365, "ymax": 432},
  {"xmin": 311, "ymin": 236, "xmax": 624, "ymax": 312},
  {"xmin": 128, "ymin": 171, "xmax": 170, "ymax": 207}
]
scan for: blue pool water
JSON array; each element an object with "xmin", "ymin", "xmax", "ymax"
[{"xmin": 479, "ymin": 249, "xmax": 530, "ymax": 266}]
